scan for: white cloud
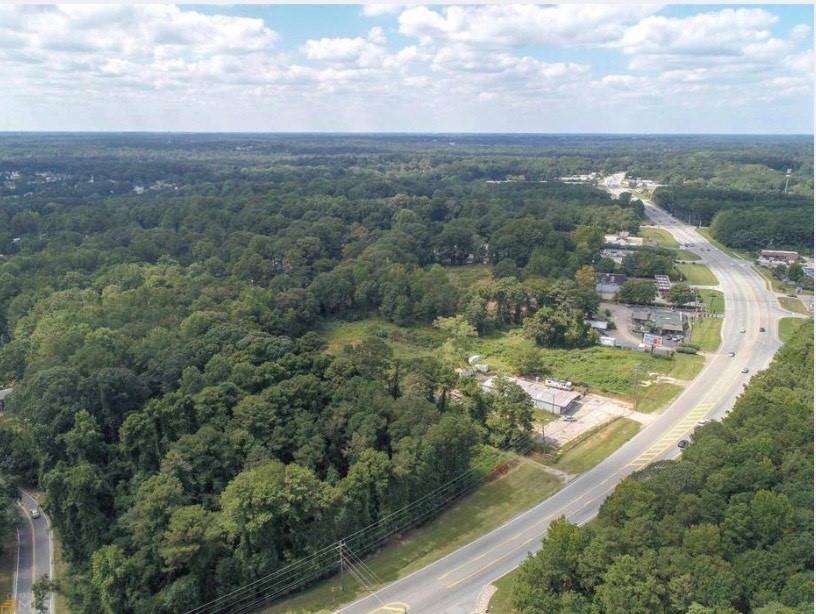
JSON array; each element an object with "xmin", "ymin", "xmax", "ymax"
[
  {"xmin": 398, "ymin": 4, "xmax": 659, "ymax": 49},
  {"xmin": 361, "ymin": 4, "xmax": 403, "ymax": 18}
]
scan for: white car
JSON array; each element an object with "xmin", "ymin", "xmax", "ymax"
[
  {"xmin": 739, "ymin": 328, "xmax": 746, "ymax": 333},
  {"xmin": 30, "ymin": 508, "xmax": 40, "ymax": 519}
]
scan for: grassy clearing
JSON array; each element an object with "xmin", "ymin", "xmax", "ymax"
[
  {"xmin": 637, "ymin": 382, "xmax": 683, "ymax": 413},
  {"xmin": 0, "ymin": 524, "xmax": 14, "ymax": 604},
  {"xmin": 689, "ymin": 316, "xmax": 722, "ymax": 352},
  {"xmin": 696, "ymin": 228, "xmax": 752, "ymax": 260},
  {"xmin": 544, "ymin": 418, "xmax": 641, "ymax": 475},
  {"xmin": 778, "ymin": 296, "xmax": 810, "ymax": 315},
  {"xmin": 640, "ymin": 227, "xmax": 679, "ymax": 248},
  {"xmin": 444, "ymin": 264, "xmax": 493, "ymax": 291},
  {"xmin": 697, "ymin": 289, "xmax": 725, "ymax": 314},
  {"xmin": 669, "ymin": 353, "xmax": 705, "ymax": 380},
  {"xmin": 266, "ymin": 457, "xmax": 560, "ymax": 613},
  {"xmin": 676, "ymin": 262, "xmax": 718, "ymax": 286},
  {"xmin": 779, "ymin": 317, "xmax": 808, "ymax": 343},
  {"xmin": 674, "ymin": 249, "xmax": 701, "ymax": 262},
  {"xmin": 322, "ymin": 318, "xmax": 445, "ymax": 360},
  {"xmin": 323, "ymin": 321, "xmax": 704, "ymax": 402},
  {"xmin": 488, "ymin": 569, "xmax": 519, "ymax": 614}
]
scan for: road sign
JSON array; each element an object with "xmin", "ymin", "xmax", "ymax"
[{"xmin": 642, "ymin": 333, "xmax": 663, "ymax": 347}]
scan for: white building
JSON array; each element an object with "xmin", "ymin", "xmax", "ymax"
[{"xmin": 482, "ymin": 376, "xmax": 581, "ymax": 415}]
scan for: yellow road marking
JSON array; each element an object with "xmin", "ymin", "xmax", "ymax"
[
  {"xmin": 365, "ymin": 601, "xmax": 410, "ymax": 613},
  {"xmin": 629, "ymin": 402, "xmax": 717, "ymax": 469}
]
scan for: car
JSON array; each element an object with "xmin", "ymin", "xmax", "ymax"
[
  {"xmin": 739, "ymin": 328, "xmax": 746, "ymax": 333},
  {"xmin": 728, "ymin": 352, "xmax": 735, "ymax": 357},
  {"xmin": 30, "ymin": 508, "xmax": 40, "ymax": 519},
  {"xmin": 741, "ymin": 367, "xmax": 749, "ymax": 374},
  {"xmin": 759, "ymin": 327, "xmax": 765, "ymax": 332},
  {"xmin": 562, "ymin": 415, "xmax": 577, "ymax": 422},
  {"xmin": 677, "ymin": 439, "xmax": 690, "ymax": 449}
]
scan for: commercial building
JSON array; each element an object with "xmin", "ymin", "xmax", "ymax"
[
  {"xmin": 759, "ymin": 250, "xmax": 799, "ymax": 264},
  {"xmin": 482, "ymin": 376, "xmax": 582, "ymax": 415}
]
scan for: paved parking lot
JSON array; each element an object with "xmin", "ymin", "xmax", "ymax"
[{"xmin": 537, "ymin": 393, "xmax": 654, "ymax": 447}]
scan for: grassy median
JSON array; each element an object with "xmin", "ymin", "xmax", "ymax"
[{"xmin": 697, "ymin": 288, "xmax": 724, "ymax": 314}]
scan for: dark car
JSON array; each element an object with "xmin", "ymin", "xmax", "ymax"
[
  {"xmin": 759, "ymin": 327, "xmax": 765, "ymax": 332},
  {"xmin": 677, "ymin": 439, "xmax": 690, "ymax": 449}
]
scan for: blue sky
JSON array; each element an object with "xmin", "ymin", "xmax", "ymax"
[{"xmin": 0, "ymin": 4, "xmax": 812, "ymax": 133}]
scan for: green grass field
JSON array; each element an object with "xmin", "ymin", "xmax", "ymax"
[
  {"xmin": 266, "ymin": 457, "xmax": 560, "ymax": 613},
  {"xmin": 673, "ymin": 249, "xmax": 701, "ymax": 261},
  {"xmin": 0, "ymin": 525, "xmax": 14, "ymax": 605},
  {"xmin": 697, "ymin": 289, "xmax": 725, "ymax": 314},
  {"xmin": 689, "ymin": 316, "xmax": 722, "ymax": 352},
  {"xmin": 779, "ymin": 317, "xmax": 808, "ymax": 343},
  {"xmin": 676, "ymin": 263, "xmax": 718, "ymax": 286},
  {"xmin": 324, "ymin": 320, "xmax": 704, "ymax": 404},
  {"xmin": 488, "ymin": 569, "xmax": 519, "ymax": 614},
  {"xmin": 778, "ymin": 296, "xmax": 810, "ymax": 315},
  {"xmin": 640, "ymin": 227, "xmax": 679, "ymax": 248},
  {"xmin": 545, "ymin": 418, "xmax": 641, "ymax": 475},
  {"xmin": 637, "ymin": 382, "xmax": 683, "ymax": 413}
]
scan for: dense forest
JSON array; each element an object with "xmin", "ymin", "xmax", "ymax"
[
  {"xmin": 512, "ymin": 321, "xmax": 814, "ymax": 613},
  {"xmin": 653, "ymin": 187, "xmax": 813, "ymax": 252},
  {"xmin": 0, "ymin": 134, "xmax": 811, "ymax": 612}
]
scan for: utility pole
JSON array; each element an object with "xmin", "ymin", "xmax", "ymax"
[
  {"xmin": 784, "ymin": 168, "xmax": 792, "ymax": 193},
  {"xmin": 338, "ymin": 541, "xmax": 345, "ymax": 592},
  {"xmin": 632, "ymin": 364, "xmax": 641, "ymax": 410}
]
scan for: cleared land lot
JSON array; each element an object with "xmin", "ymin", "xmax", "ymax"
[
  {"xmin": 266, "ymin": 452, "xmax": 560, "ymax": 613},
  {"xmin": 676, "ymin": 262, "xmax": 718, "ymax": 285},
  {"xmin": 545, "ymin": 418, "xmax": 641, "ymax": 475},
  {"xmin": 537, "ymin": 394, "xmax": 650, "ymax": 448},
  {"xmin": 325, "ymin": 320, "xmax": 704, "ymax": 402}
]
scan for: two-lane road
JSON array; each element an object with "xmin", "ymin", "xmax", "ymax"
[
  {"xmin": 13, "ymin": 489, "xmax": 54, "ymax": 614},
  {"xmin": 336, "ymin": 197, "xmax": 789, "ymax": 614}
]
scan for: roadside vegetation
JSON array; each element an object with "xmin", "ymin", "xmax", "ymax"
[
  {"xmin": 673, "ymin": 248, "xmax": 701, "ymax": 261},
  {"xmin": 778, "ymin": 296, "xmax": 809, "ymax": 315},
  {"xmin": 697, "ymin": 288, "xmax": 725, "ymax": 314},
  {"xmin": 637, "ymin": 382, "xmax": 683, "ymax": 413},
  {"xmin": 639, "ymin": 227, "xmax": 678, "ymax": 248},
  {"xmin": 689, "ymin": 316, "xmax": 722, "ymax": 352},
  {"xmin": 507, "ymin": 321, "xmax": 814, "ymax": 613},
  {"xmin": 778, "ymin": 317, "xmax": 808, "ymax": 343},
  {"xmin": 267, "ymin": 453, "xmax": 561, "ymax": 613},
  {"xmin": 676, "ymin": 262, "xmax": 718, "ymax": 286},
  {"xmin": 542, "ymin": 418, "xmax": 641, "ymax": 475}
]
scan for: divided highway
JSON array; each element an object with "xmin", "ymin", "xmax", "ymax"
[{"xmin": 336, "ymin": 196, "xmax": 790, "ymax": 614}]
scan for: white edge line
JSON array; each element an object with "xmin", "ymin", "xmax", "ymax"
[{"xmin": 13, "ymin": 526, "xmax": 20, "ymax": 604}]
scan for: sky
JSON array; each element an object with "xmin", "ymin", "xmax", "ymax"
[{"xmin": 0, "ymin": 3, "xmax": 813, "ymax": 133}]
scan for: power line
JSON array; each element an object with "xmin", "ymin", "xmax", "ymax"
[{"xmin": 185, "ymin": 438, "xmax": 531, "ymax": 613}]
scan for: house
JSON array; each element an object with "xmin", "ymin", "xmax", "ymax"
[
  {"xmin": 596, "ymin": 273, "xmax": 627, "ymax": 299},
  {"xmin": 759, "ymin": 250, "xmax": 799, "ymax": 264},
  {"xmin": 0, "ymin": 388, "xmax": 11, "ymax": 411},
  {"xmin": 482, "ymin": 376, "xmax": 581, "ymax": 415}
]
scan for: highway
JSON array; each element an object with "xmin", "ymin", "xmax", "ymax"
[
  {"xmin": 13, "ymin": 489, "xmax": 54, "ymax": 614},
  {"xmin": 335, "ymin": 191, "xmax": 790, "ymax": 614}
]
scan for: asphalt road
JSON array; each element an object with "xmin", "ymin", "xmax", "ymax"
[
  {"xmin": 335, "ymin": 196, "xmax": 788, "ymax": 614},
  {"xmin": 13, "ymin": 489, "xmax": 54, "ymax": 614}
]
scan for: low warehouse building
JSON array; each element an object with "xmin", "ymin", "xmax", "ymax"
[{"xmin": 482, "ymin": 376, "xmax": 582, "ymax": 415}]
